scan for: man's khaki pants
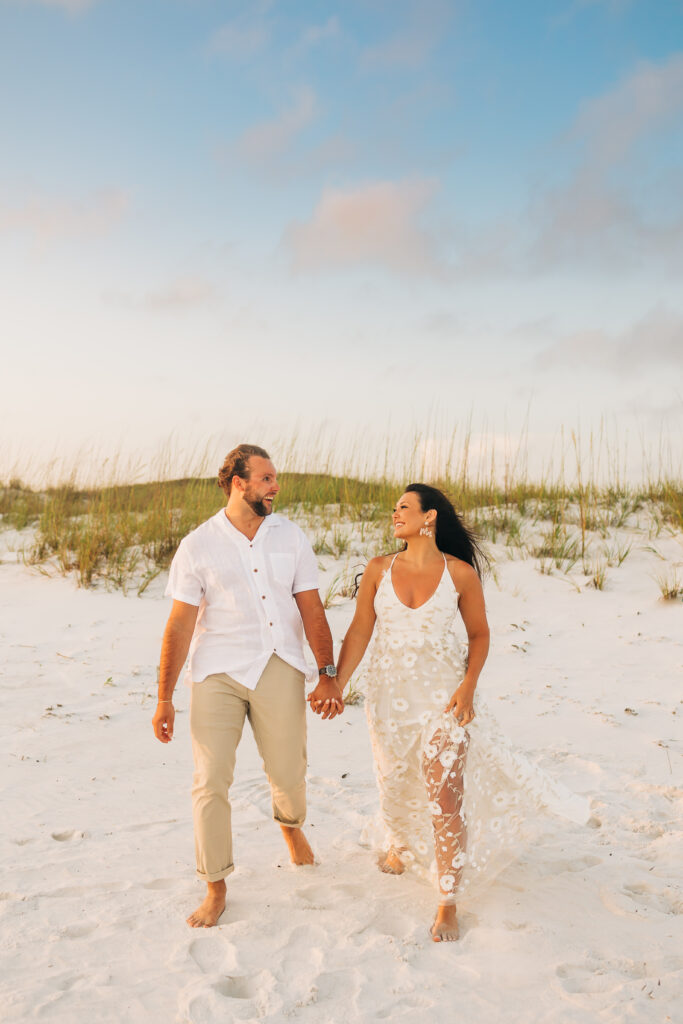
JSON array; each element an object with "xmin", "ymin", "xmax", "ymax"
[{"xmin": 190, "ymin": 655, "xmax": 307, "ymax": 882}]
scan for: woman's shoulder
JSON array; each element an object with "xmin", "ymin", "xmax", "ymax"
[
  {"xmin": 444, "ymin": 554, "xmax": 480, "ymax": 590},
  {"xmin": 366, "ymin": 553, "xmax": 394, "ymax": 576}
]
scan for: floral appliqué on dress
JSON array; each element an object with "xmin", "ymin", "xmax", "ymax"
[{"xmin": 358, "ymin": 554, "xmax": 590, "ymax": 904}]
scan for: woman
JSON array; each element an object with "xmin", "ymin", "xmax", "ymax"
[
  {"xmin": 334, "ymin": 484, "xmax": 589, "ymax": 942},
  {"xmin": 334, "ymin": 484, "xmax": 487, "ymax": 941}
]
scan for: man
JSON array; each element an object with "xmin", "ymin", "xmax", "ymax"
[{"xmin": 152, "ymin": 443, "xmax": 343, "ymax": 928}]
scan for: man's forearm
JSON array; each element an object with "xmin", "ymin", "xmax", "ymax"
[
  {"xmin": 158, "ymin": 623, "xmax": 193, "ymax": 701},
  {"xmin": 301, "ymin": 606, "xmax": 334, "ymax": 669}
]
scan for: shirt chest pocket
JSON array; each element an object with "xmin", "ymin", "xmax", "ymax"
[{"xmin": 269, "ymin": 553, "xmax": 295, "ymax": 589}]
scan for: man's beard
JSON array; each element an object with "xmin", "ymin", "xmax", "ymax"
[{"xmin": 244, "ymin": 489, "xmax": 273, "ymax": 517}]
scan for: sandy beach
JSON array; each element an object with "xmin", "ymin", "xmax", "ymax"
[{"xmin": 1, "ymin": 518, "xmax": 681, "ymax": 1023}]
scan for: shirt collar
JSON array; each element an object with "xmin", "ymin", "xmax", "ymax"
[{"xmin": 217, "ymin": 508, "xmax": 281, "ymax": 542}]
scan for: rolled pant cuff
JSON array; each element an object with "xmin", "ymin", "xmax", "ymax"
[
  {"xmin": 274, "ymin": 814, "xmax": 306, "ymax": 828},
  {"xmin": 196, "ymin": 863, "xmax": 235, "ymax": 883}
]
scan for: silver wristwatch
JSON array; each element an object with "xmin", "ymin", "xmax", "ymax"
[{"xmin": 318, "ymin": 664, "xmax": 337, "ymax": 677}]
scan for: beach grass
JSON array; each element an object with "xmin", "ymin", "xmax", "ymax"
[{"xmin": 1, "ymin": 430, "xmax": 681, "ymax": 590}]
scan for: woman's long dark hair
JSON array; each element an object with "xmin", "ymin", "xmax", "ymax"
[
  {"xmin": 353, "ymin": 484, "xmax": 488, "ymax": 595},
  {"xmin": 403, "ymin": 483, "xmax": 488, "ymax": 579}
]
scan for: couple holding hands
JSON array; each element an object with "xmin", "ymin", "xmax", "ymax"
[{"xmin": 152, "ymin": 443, "xmax": 529, "ymax": 942}]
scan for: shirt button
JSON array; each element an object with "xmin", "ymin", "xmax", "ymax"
[
  {"xmin": 254, "ymin": 568, "xmax": 258, "ymax": 572},
  {"xmin": 262, "ymin": 595, "xmax": 266, "ymax": 599},
  {"xmin": 269, "ymin": 622, "xmax": 273, "ymax": 626}
]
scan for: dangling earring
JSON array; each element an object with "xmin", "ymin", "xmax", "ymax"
[{"xmin": 419, "ymin": 521, "xmax": 433, "ymax": 538}]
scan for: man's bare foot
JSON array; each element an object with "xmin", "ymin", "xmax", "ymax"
[
  {"xmin": 186, "ymin": 880, "xmax": 226, "ymax": 928},
  {"xmin": 430, "ymin": 903, "xmax": 459, "ymax": 942},
  {"xmin": 280, "ymin": 825, "xmax": 315, "ymax": 865},
  {"xmin": 378, "ymin": 848, "xmax": 405, "ymax": 874}
]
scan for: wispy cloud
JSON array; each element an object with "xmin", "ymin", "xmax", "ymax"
[
  {"xmin": 551, "ymin": 0, "xmax": 634, "ymax": 30},
  {"xmin": 232, "ymin": 87, "xmax": 317, "ymax": 164},
  {"xmin": 209, "ymin": 0, "xmax": 273, "ymax": 59},
  {"xmin": 4, "ymin": 0, "xmax": 97, "ymax": 11},
  {"xmin": 0, "ymin": 188, "xmax": 129, "ymax": 247},
  {"xmin": 531, "ymin": 52, "xmax": 683, "ymax": 271},
  {"xmin": 106, "ymin": 277, "xmax": 216, "ymax": 312},
  {"xmin": 298, "ymin": 15, "xmax": 340, "ymax": 51},
  {"xmin": 572, "ymin": 51, "xmax": 683, "ymax": 169},
  {"xmin": 284, "ymin": 178, "xmax": 444, "ymax": 276},
  {"xmin": 535, "ymin": 307, "xmax": 683, "ymax": 374},
  {"xmin": 361, "ymin": 0, "xmax": 453, "ymax": 70}
]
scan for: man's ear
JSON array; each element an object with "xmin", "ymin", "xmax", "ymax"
[{"xmin": 231, "ymin": 474, "xmax": 246, "ymax": 495}]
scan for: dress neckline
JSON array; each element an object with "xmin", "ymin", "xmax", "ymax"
[{"xmin": 389, "ymin": 553, "xmax": 448, "ymax": 611}]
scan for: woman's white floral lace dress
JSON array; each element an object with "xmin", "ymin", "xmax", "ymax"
[{"xmin": 361, "ymin": 554, "xmax": 590, "ymax": 904}]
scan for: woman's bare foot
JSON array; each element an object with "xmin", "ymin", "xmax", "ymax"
[
  {"xmin": 378, "ymin": 848, "xmax": 405, "ymax": 874},
  {"xmin": 187, "ymin": 880, "xmax": 226, "ymax": 928},
  {"xmin": 430, "ymin": 903, "xmax": 459, "ymax": 942},
  {"xmin": 280, "ymin": 825, "xmax": 315, "ymax": 865}
]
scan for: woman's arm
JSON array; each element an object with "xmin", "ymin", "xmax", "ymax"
[
  {"xmin": 335, "ymin": 558, "xmax": 384, "ymax": 692},
  {"xmin": 445, "ymin": 561, "xmax": 490, "ymax": 724}
]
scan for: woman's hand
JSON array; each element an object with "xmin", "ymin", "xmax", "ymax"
[
  {"xmin": 445, "ymin": 683, "xmax": 475, "ymax": 726},
  {"xmin": 307, "ymin": 679, "xmax": 344, "ymax": 719}
]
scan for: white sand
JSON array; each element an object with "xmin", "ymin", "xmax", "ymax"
[{"xmin": 1, "ymin": 519, "xmax": 682, "ymax": 1023}]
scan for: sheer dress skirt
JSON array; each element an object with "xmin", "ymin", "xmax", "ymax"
[
  {"xmin": 364, "ymin": 645, "xmax": 591, "ymax": 903},
  {"xmin": 364, "ymin": 641, "xmax": 476, "ymax": 905},
  {"xmin": 361, "ymin": 562, "xmax": 591, "ymax": 904}
]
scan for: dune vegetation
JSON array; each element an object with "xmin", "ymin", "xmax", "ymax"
[{"xmin": 1, "ymin": 430, "xmax": 681, "ymax": 598}]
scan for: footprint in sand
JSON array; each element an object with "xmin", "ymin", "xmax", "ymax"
[
  {"xmin": 557, "ymin": 955, "xmax": 683, "ymax": 998},
  {"xmin": 375, "ymin": 994, "xmax": 435, "ymax": 1018},
  {"xmin": 141, "ymin": 877, "xmax": 178, "ymax": 890},
  {"xmin": 555, "ymin": 962, "xmax": 621, "ymax": 995},
  {"xmin": 181, "ymin": 968, "xmax": 275, "ymax": 1021},
  {"xmin": 51, "ymin": 829, "xmax": 88, "ymax": 842},
  {"xmin": 296, "ymin": 881, "xmax": 366, "ymax": 911},
  {"xmin": 62, "ymin": 922, "xmax": 98, "ymax": 939},
  {"xmin": 189, "ymin": 936, "xmax": 239, "ymax": 975},
  {"xmin": 601, "ymin": 881, "xmax": 683, "ymax": 917},
  {"xmin": 212, "ymin": 976, "xmax": 259, "ymax": 1000},
  {"xmin": 538, "ymin": 854, "xmax": 602, "ymax": 876}
]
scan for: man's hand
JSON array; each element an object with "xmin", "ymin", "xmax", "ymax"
[
  {"xmin": 445, "ymin": 682, "xmax": 475, "ymax": 726},
  {"xmin": 306, "ymin": 678, "xmax": 344, "ymax": 720},
  {"xmin": 152, "ymin": 702, "xmax": 175, "ymax": 742}
]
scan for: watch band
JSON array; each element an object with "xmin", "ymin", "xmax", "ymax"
[{"xmin": 318, "ymin": 664, "xmax": 337, "ymax": 677}]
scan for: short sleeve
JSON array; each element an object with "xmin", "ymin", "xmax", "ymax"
[
  {"xmin": 291, "ymin": 530, "xmax": 319, "ymax": 595},
  {"xmin": 164, "ymin": 538, "xmax": 204, "ymax": 606}
]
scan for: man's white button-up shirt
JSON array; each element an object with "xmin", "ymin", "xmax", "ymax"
[{"xmin": 165, "ymin": 510, "xmax": 319, "ymax": 689}]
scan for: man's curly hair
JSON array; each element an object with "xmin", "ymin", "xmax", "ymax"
[{"xmin": 218, "ymin": 444, "xmax": 270, "ymax": 497}]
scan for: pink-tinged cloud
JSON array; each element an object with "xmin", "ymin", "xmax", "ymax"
[
  {"xmin": 572, "ymin": 52, "xmax": 683, "ymax": 169},
  {"xmin": 535, "ymin": 307, "xmax": 683, "ymax": 375},
  {"xmin": 234, "ymin": 88, "xmax": 317, "ymax": 164},
  {"xmin": 105, "ymin": 277, "xmax": 217, "ymax": 313},
  {"xmin": 530, "ymin": 53, "xmax": 683, "ymax": 271},
  {"xmin": 0, "ymin": 188, "xmax": 129, "ymax": 247},
  {"xmin": 360, "ymin": 0, "xmax": 452, "ymax": 70},
  {"xmin": 284, "ymin": 179, "xmax": 443, "ymax": 276}
]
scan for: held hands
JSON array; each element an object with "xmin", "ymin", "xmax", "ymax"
[
  {"xmin": 152, "ymin": 702, "xmax": 175, "ymax": 743},
  {"xmin": 445, "ymin": 682, "xmax": 475, "ymax": 726},
  {"xmin": 307, "ymin": 678, "xmax": 344, "ymax": 720}
]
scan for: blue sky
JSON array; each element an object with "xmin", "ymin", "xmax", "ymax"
[{"xmin": 1, "ymin": 0, "xmax": 682, "ymax": 482}]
